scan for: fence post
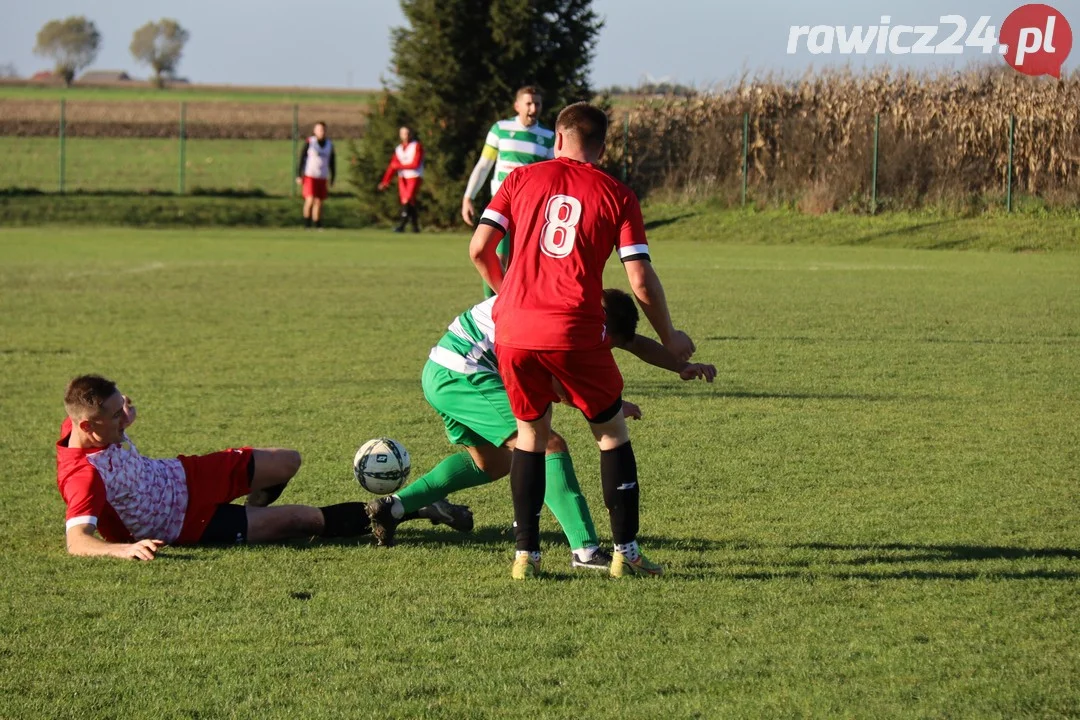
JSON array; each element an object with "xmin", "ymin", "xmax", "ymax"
[
  {"xmin": 622, "ymin": 113, "xmax": 629, "ymax": 183},
  {"xmin": 1007, "ymin": 114, "xmax": 1015, "ymax": 213},
  {"xmin": 58, "ymin": 99, "xmax": 66, "ymax": 193},
  {"xmin": 871, "ymin": 113, "xmax": 880, "ymax": 214},
  {"xmin": 741, "ymin": 112, "xmax": 749, "ymax": 207},
  {"xmin": 178, "ymin": 102, "xmax": 187, "ymax": 194},
  {"xmin": 292, "ymin": 104, "xmax": 299, "ymax": 197}
]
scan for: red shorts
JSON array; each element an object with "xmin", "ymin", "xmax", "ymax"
[
  {"xmin": 175, "ymin": 447, "xmax": 254, "ymax": 544},
  {"xmin": 398, "ymin": 176, "xmax": 422, "ymax": 205},
  {"xmin": 302, "ymin": 176, "xmax": 329, "ymax": 199},
  {"xmin": 496, "ymin": 344, "xmax": 624, "ymax": 422}
]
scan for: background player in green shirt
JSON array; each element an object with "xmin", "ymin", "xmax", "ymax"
[
  {"xmin": 461, "ymin": 86, "xmax": 555, "ymax": 298},
  {"xmin": 366, "ymin": 289, "xmax": 716, "ymax": 569}
]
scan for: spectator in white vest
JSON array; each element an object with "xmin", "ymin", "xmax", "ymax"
[
  {"xmin": 296, "ymin": 121, "xmax": 336, "ymax": 229},
  {"xmin": 379, "ymin": 125, "xmax": 425, "ymax": 233}
]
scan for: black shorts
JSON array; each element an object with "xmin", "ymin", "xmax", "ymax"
[{"xmin": 196, "ymin": 504, "xmax": 248, "ymax": 545}]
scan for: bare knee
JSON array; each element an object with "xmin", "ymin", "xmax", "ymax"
[
  {"xmin": 546, "ymin": 432, "xmax": 569, "ymax": 455},
  {"xmin": 252, "ymin": 448, "xmax": 302, "ymax": 488}
]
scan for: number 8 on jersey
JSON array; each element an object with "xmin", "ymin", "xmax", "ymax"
[{"xmin": 540, "ymin": 194, "xmax": 582, "ymax": 259}]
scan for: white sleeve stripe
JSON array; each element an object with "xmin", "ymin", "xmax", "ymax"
[
  {"xmin": 66, "ymin": 515, "xmax": 98, "ymax": 529},
  {"xmin": 481, "ymin": 209, "xmax": 509, "ymax": 229},
  {"xmin": 618, "ymin": 244, "xmax": 650, "ymax": 258}
]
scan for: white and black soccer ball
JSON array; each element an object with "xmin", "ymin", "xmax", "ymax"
[{"xmin": 353, "ymin": 438, "xmax": 411, "ymax": 495}]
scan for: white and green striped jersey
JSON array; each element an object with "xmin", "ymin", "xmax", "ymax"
[
  {"xmin": 483, "ymin": 119, "xmax": 555, "ymax": 195},
  {"xmin": 428, "ymin": 297, "xmax": 498, "ymax": 375}
]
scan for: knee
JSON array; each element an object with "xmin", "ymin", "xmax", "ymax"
[
  {"xmin": 283, "ymin": 450, "xmax": 302, "ymax": 479},
  {"xmin": 546, "ymin": 432, "xmax": 569, "ymax": 455}
]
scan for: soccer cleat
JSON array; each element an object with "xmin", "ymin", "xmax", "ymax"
[
  {"xmin": 511, "ymin": 553, "xmax": 540, "ymax": 580},
  {"xmin": 418, "ymin": 499, "xmax": 474, "ymax": 533},
  {"xmin": 570, "ymin": 548, "xmax": 614, "ymax": 571},
  {"xmin": 610, "ymin": 551, "xmax": 663, "ymax": 578},
  {"xmin": 365, "ymin": 497, "xmax": 400, "ymax": 548}
]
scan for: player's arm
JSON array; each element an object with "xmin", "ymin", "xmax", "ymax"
[
  {"xmin": 378, "ymin": 154, "xmax": 399, "ymax": 190},
  {"xmin": 619, "ymin": 335, "xmax": 716, "ymax": 382},
  {"xmin": 65, "ymin": 523, "xmax": 163, "ymax": 561},
  {"xmin": 470, "ymin": 223, "xmax": 506, "ymax": 293},
  {"xmin": 296, "ymin": 141, "xmax": 309, "ymax": 182},
  {"xmin": 462, "ymin": 133, "xmax": 499, "ymax": 224},
  {"xmin": 329, "ymin": 146, "xmax": 336, "ymax": 186},
  {"xmin": 623, "ymin": 259, "xmax": 695, "ymax": 362}
]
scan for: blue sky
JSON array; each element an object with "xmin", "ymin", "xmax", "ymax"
[{"xmin": 1, "ymin": 0, "xmax": 1058, "ymax": 88}]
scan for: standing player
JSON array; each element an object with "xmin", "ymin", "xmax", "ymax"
[
  {"xmin": 461, "ymin": 86, "xmax": 554, "ymax": 297},
  {"xmin": 296, "ymin": 121, "xmax": 335, "ymax": 230},
  {"xmin": 469, "ymin": 102, "xmax": 697, "ymax": 580},
  {"xmin": 378, "ymin": 126, "xmax": 424, "ymax": 233},
  {"xmin": 366, "ymin": 289, "xmax": 715, "ymax": 572},
  {"xmin": 56, "ymin": 374, "xmax": 468, "ymax": 560}
]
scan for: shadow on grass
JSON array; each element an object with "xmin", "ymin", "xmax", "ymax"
[
  {"xmin": 627, "ymin": 381, "xmax": 911, "ymax": 402},
  {"xmin": 706, "ymin": 335, "xmax": 1079, "ymax": 346},
  {"xmin": 644, "ymin": 213, "xmax": 698, "ymax": 231},
  {"xmin": 844, "ymin": 218, "xmax": 958, "ymax": 246}
]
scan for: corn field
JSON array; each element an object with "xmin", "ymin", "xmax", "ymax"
[{"xmin": 606, "ymin": 67, "xmax": 1080, "ymax": 211}]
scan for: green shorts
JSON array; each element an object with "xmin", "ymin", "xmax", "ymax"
[
  {"xmin": 497, "ymin": 235, "xmax": 509, "ymax": 256},
  {"xmin": 422, "ymin": 360, "xmax": 516, "ymax": 448}
]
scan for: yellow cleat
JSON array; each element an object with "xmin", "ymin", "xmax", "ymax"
[
  {"xmin": 610, "ymin": 551, "xmax": 663, "ymax": 578},
  {"xmin": 511, "ymin": 553, "xmax": 541, "ymax": 580}
]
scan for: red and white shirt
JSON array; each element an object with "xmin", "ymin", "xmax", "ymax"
[
  {"xmin": 482, "ymin": 157, "xmax": 650, "ymax": 350},
  {"xmin": 56, "ymin": 419, "xmax": 189, "ymax": 543},
  {"xmin": 381, "ymin": 140, "xmax": 425, "ymax": 185}
]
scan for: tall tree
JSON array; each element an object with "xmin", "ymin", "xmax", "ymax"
[
  {"xmin": 34, "ymin": 17, "xmax": 101, "ymax": 86},
  {"xmin": 349, "ymin": 0, "xmax": 602, "ymax": 227},
  {"xmin": 130, "ymin": 19, "xmax": 190, "ymax": 88}
]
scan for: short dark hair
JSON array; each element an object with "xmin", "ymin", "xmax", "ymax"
[
  {"xmin": 603, "ymin": 289, "xmax": 639, "ymax": 343},
  {"xmin": 64, "ymin": 374, "xmax": 118, "ymax": 419},
  {"xmin": 314, "ymin": 121, "xmax": 327, "ymax": 130},
  {"xmin": 515, "ymin": 85, "xmax": 541, "ymax": 100},
  {"xmin": 556, "ymin": 102, "xmax": 608, "ymax": 154}
]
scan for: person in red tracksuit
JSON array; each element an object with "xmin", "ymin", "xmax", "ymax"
[{"xmin": 379, "ymin": 126, "xmax": 425, "ymax": 233}]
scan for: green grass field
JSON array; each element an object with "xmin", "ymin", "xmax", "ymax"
[{"xmin": 1, "ymin": 226, "xmax": 1078, "ymax": 718}]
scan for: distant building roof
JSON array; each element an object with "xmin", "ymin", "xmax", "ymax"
[
  {"xmin": 79, "ymin": 70, "xmax": 132, "ymax": 83},
  {"xmin": 31, "ymin": 70, "xmax": 55, "ymax": 80}
]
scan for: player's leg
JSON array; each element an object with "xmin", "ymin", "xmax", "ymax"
[
  {"xmin": 496, "ymin": 345, "xmax": 560, "ymax": 579},
  {"xmin": 409, "ymin": 178, "xmax": 422, "ymax": 232},
  {"xmin": 312, "ymin": 197, "xmax": 324, "ymax": 228},
  {"xmin": 246, "ymin": 448, "xmax": 301, "ymax": 507},
  {"xmin": 540, "ymin": 432, "xmax": 606, "ymax": 569},
  {"xmin": 302, "ymin": 195, "xmax": 314, "ymax": 228}
]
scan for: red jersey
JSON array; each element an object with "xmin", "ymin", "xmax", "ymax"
[
  {"xmin": 55, "ymin": 418, "xmax": 189, "ymax": 543},
  {"xmin": 482, "ymin": 157, "xmax": 649, "ymax": 350}
]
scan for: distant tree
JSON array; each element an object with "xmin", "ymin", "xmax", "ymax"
[
  {"xmin": 34, "ymin": 17, "xmax": 101, "ymax": 86},
  {"xmin": 349, "ymin": 0, "xmax": 603, "ymax": 227},
  {"xmin": 130, "ymin": 19, "xmax": 190, "ymax": 88},
  {"xmin": 0, "ymin": 63, "xmax": 18, "ymax": 79}
]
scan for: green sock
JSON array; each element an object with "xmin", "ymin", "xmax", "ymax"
[
  {"xmin": 396, "ymin": 452, "xmax": 492, "ymax": 513},
  {"xmin": 543, "ymin": 452, "xmax": 599, "ymax": 551}
]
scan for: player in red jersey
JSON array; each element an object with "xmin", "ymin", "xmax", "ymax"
[
  {"xmin": 56, "ymin": 374, "xmax": 470, "ymax": 561},
  {"xmin": 379, "ymin": 125, "xmax": 425, "ymax": 233},
  {"xmin": 468, "ymin": 102, "xmax": 697, "ymax": 579}
]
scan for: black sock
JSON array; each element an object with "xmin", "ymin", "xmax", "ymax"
[
  {"xmin": 403, "ymin": 510, "xmax": 421, "ymax": 522},
  {"xmin": 320, "ymin": 503, "xmax": 371, "ymax": 537},
  {"xmin": 246, "ymin": 483, "xmax": 287, "ymax": 507},
  {"xmin": 304, "ymin": 216, "xmax": 312, "ymax": 228},
  {"xmin": 315, "ymin": 218, "xmax": 322, "ymax": 228},
  {"xmin": 510, "ymin": 449, "xmax": 546, "ymax": 552},
  {"xmin": 408, "ymin": 204, "xmax": 420, "ymax": 232},
  {"xmin": 396, "ymin": 205, "xmax": 409, "ymax": 230},
  {"xmin": 600, "ymin": 442, "xmax": 640, "ymax": 545}
]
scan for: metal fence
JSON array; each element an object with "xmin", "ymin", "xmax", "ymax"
[{"xmin": 0, "ymin": 99, "xmax": 367, "ymax": 196}]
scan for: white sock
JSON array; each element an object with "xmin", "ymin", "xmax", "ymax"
[
  {"xmin": 573, "ymin": 545, "xmax": 600, "ymax": 562},
  {"xmin": 516, "ymin": 550, "xmax": 541, "ymax": 562},
  {"xmin": 389, "ymin": 496, "xmax": 405, "ymax": 520},
  {"xmin": 614, "ymin": 541, "xmax": 640, "ymax": 562}
]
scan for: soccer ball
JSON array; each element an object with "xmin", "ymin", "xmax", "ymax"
[{"xmin": 353, "ymin": 438, "xmax": 411, "ymax": 495}]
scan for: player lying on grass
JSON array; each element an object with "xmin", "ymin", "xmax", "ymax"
[
  {"xmin": 56, "ymin": 374, "xmax": 471, "ymax": 561},
  {"xmin": 365, "ymin": 289, "xmax": 715, "ymax": 570}
]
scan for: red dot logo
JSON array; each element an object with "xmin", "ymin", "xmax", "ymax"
[{"xmin": 1000, "ymin": 4, "xmax": 1073, "ymax": 78}]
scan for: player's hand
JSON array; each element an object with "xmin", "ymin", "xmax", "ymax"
[
  {"xmin": 295, "ymin": 177, "xmax": 302, "ymax": 185},
  {"xmin": 679, "ymin": 363, "xmax": 716, "ymax": 382},
  {"xmin": 664, "ymin": 330, "xmax": 696, "ymax": 362},
  {"xmin": 377, "ymin": 182, "xmax": 388, "ymax": 191},
  {"xmin": 622, "ymin": 400, "xmax": 643, "ymax": 420},
  {"xmin": 461, "ymin": 197, "xmax": 475, "ymax": 226},
  {"xmin": 112, "ymin": 539, "xmax": 164, "ymax": 561}
]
